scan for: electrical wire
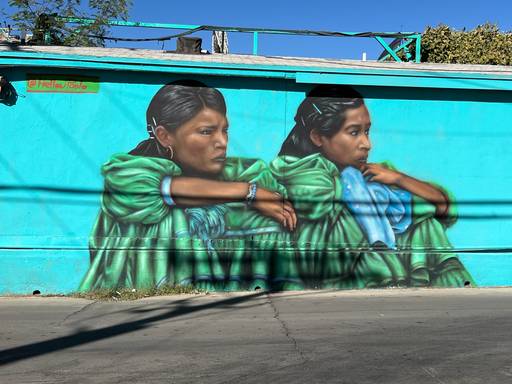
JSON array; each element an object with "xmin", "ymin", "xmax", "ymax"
[
  {"xmin": 83, "ymin": 25, "xmax": 419, "ymax": 43},
  {"xmin": 85, "ymin": 26, "xmax": 205, "ymax": 42}
]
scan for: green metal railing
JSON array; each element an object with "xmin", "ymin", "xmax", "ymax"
[{"xmin": 59, "ymin": 17, "xmax": 422, "ymax": 63}]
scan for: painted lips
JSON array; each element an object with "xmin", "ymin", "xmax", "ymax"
[{"xmin": 213, "ymin": 154, "xmax": 227, "ymax": 162}]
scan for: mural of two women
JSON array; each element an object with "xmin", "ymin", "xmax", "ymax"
[{"xmin": 78, "ymin": 81, "xmax": 475, "ymax": 292}]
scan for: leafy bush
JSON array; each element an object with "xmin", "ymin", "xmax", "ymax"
[{"xmin": 406, "ymin": 23, "xmax": 512, "ymax": 65}]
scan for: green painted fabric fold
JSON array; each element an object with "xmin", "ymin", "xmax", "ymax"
[
  {"xmin": 79, "ymin": 154, "xmax": 298, "ymax": 292},
  {"xmin": 269, "ymin": 153, "xmax": 474, "ymax": 288},
  {"xmin": 79, "ymin": 152, "xmax": 473, "ymax": 292}
]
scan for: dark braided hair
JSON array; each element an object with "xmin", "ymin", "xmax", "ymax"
[
  {"xmin": 279, "ymin": 85, "xmax": 364, "ymax": 157},
  {"xmin": 130, "ymin": 80, "xmax": 227, "ymax": 158}
]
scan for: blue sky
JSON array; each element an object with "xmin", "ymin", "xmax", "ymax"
[{"xmin": 1, "ymin": 0, "xmax": 512, "ymax": 59}]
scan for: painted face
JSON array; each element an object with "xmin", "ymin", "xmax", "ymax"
[
  {"xmin": 169, "ymin": 108, "xmax": 229, "ymax": 176},
  {"xmin": 316, "ymin": 104, "xmax": 371, "ymax": 170}
]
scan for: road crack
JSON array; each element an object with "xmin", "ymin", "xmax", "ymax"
[
  {"xmin": 266, "ymin": 293, "xmax": 307, "ymax": 363},
  {"xmin": 57, "ymin": 300, "xmax": 97, "ymax": 327}
]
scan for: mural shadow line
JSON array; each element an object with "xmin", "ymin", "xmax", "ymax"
[
  {"xmin": 0, "ymin": 291, "xmax": 268, "ymax": 367},
  {"xmin": 64, "ymin": 295, "xmax": 267, "ymax": 326},
  {"xmin": 65, "ymin": 289, "xmax": 331, "ymax": 325},
  {"xmin": 62, "ymin": 296, "xmax": 199, "ymax": 325}
]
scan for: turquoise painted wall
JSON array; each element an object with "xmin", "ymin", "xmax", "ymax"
[{"xmin": 1, "ymin": 61, "xmax": 512, "ymax": 293}]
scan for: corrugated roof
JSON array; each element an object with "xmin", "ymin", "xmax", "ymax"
[{"xmin": 2, "ymin": 44, "xmax": 512, "ymax": 75}]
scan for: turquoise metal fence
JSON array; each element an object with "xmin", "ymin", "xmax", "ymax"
[{"xmin": 58, "ymin": 17, "xmax": 422, "ymax": 62}]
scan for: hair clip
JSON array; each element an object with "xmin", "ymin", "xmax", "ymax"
[
  {"xmin": 146, "ymin": 124, "xmax": 155, "ymax": 139},
  {"xmin": 150, "ymin": 117, "xmax": 158, "ymax": 137},
  {"xmin": 312, "ymin": 103, "xmax": 322, "ymax": 114}
]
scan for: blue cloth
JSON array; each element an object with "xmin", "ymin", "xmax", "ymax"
[{"xmin": 341, "ymin": 166, "xmax": 412, "ymax": 249}]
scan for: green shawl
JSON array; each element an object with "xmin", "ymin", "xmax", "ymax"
[
  {"xmin": 78, "ymin": 154, "xmax": 298, "ymax": 292},
  {"xmin": 270, "ymin": 153, "xmax": 475, "ymax": 288}
]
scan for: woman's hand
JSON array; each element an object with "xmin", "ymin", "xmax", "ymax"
[
  {"xmin": 362, "ymin": 163, "xmax": 403, "ymax": 186},
  {"xmin": 363, "ymin": 163, "xmax": 450, "ymax": 216},
  {"xmin": 253, "ymin": 188, "xmax": 297, "ymax": 231}
]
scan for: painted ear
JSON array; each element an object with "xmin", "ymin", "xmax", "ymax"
[
  {"xmin": 154, "ymin": 126, "xmax": 173, "ymax": 147},
  {"xmin": 309, "ymin": 128, "xmax": 323, "ymax": 147}
]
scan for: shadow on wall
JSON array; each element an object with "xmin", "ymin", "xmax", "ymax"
[
  {"xmin": 0, "ymin": 76, "xmax": 18, "ymax": 106},
  {"xmin": 5, "ymin": 65, "xmax": 512, "ymax": 104},
  {"xmin": 2, "ymin": 185, "xmax": 512, "ymax": 217}
]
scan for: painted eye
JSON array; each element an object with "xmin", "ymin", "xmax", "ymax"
[{"xmin": 199, "ymin": 128, "xmax": 213, "ymax": 135}]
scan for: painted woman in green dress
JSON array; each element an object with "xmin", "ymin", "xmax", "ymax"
[
  {"xmin": 79, "ymin": 81, "xmax": 299, "ymax": 292},
  {"xmin": 270, "ymin": 85, "xmax": 474, "ymax": 288}
]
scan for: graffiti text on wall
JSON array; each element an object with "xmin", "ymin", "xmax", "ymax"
[{"xmin": 26, "ymin": 74, "xmax": 100, "ymax": 93}]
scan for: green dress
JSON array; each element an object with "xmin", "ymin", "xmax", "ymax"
[
  {"xmin": 78, "ymin": 154, "xmax": 300, "ymax": 292},
  {"xmin": 270, "ymin": 153, "xmax": 475, "ymax": 289}
]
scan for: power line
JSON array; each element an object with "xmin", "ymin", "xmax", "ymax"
[{"xmin": 83, "ymin": 24, "xmax": 419, "ymax": 43}]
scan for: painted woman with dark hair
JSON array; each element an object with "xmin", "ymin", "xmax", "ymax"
[
  {"xmin": 271, "ymin": 84, "xmax": 474, "ymax": 288},
  {"xmin": 79, "ymin": 81, "xmax": 299, "ymax": 292}
]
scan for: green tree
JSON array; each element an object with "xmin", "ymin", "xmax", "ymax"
[{"xmin": 7, "ymin": 0, "xmax": 132, "ymax": 46}]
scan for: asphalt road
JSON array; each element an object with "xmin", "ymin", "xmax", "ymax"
[{"xmin": 1, "ymin": 288, "xmax": 512, "ymax": 384}]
